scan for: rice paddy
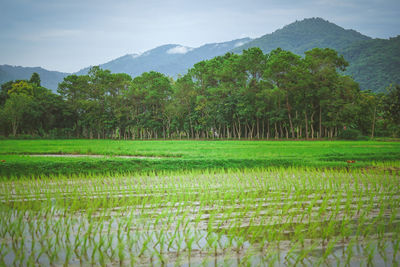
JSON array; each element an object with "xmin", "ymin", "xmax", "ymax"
[{"xmin": 1, "ymin": 167, "xmax": 399, "ymax": 266}]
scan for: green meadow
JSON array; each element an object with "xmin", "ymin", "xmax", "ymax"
[{"xmin": 0, "ymin": 139, "xmax": 399, "ymax": 177}]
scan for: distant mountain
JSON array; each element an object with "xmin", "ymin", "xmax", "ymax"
[
  {"xmin": 340, "ymin": 36, "xmax": 400, "ymax": 92},
  {"xmin": 0, "ymin": 38, "xmax": 251, "ymax": 92},
  {"xmin": 232, "ymin": 17, "xmax": 371, "ymax": 54},
  {"xmin": 0, "ymin": 65, "xmax": 68, "ymax": 93},
  {"xmin": 1, "ymin": 18, "xmax": 398, "ymax": 93},
  {"xmin": 76, "ymin": 38, "xmax": 252, "ymax": 77},
  {"xmin": 233, "ymin": 17, "xmax": 399, "ymax": 92}
]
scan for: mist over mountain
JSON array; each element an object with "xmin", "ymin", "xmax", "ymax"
[{"xmin": 1, "ymin": 18, "xmax": 398, "ymax": 93}]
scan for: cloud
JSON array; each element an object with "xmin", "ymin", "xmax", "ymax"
[
  {"xmin": 166, "ymin": 46, "xmax": 193, "ymax": 54},
  {"xmin": 234, "ymin": 40, "xmax": 249, "ymax": 47}
]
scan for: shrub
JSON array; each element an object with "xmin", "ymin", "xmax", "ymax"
[{"xmin": 338, "ymin": 129, "xmax": 362, "ymax": 140}]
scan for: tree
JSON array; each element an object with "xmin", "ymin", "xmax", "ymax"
[
  {"xmin": 266, "ymin": 48, "xmax": 304, "ymax": 138},
  {"xmin": 0, "ymin": 81, "xmax": 14, "ymax": 106},
  {"xmin": 304, "ymin": 48, "xmax": 349, "ymax": 138},
  {"xmin": 383, "ymin": 84, "xmax": 400, "ymax": 125},
  {"xmin": 8, "ymin": 81, "xmax": 34, "ymax": 96},
  {"xmin": 383, "ymin": 84, "xmax": 400, "ymax": 136},
  {"xmin": 2, "ymin": 94, "xmax": 33, "ymax": 136},
  {"xmin": 29, "ymin": 72, "xmax": 41, "ymax": 87}
]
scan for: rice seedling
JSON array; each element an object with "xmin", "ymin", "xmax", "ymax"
[{"xmin": 0, "ymin": 166, "xmax": 399, "ymax": 266}]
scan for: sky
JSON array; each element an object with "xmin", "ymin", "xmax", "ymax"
[{"xmin": 1, "ymin": 0, "xmax": 399, "ymax": 73}]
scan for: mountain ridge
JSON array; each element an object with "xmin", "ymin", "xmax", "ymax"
[
  {"xmin": 232, "ymin": 17, "xmax": 371, "ymax": 54},
  {"xmin": 0, "ymin": 65, "xmax": 68, "ymax": 91},
  {"xmin": 1, "ymin": 17, "xmax": 398, "ymax": 93},
  {"xmin": 75, "ymin": 38, "xmax": 252, "ymax": 77}
]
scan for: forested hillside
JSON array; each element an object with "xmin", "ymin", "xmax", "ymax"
[
  {"xmin": 233, "ymin": 18, "xmax": 371, "ymax": 54},
  {"xmin": 341, "ymin": 36, "xmax": 400, "ymax": 92},
  {"xmin": 232, "ymin": 18, "xmax": 399, "ymax": 92}
]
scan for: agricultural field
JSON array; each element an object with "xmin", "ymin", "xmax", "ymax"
[
  {"xmin": 1, "ymin": 168, "xmax": 400, "ymax": 266},
  {"xmin": 0, "ymin": 139, "xmax": 399, "ymax": 176},
  {"xmin": 0, "ymin": 140, "xmax": 399, "ymax": 266}
]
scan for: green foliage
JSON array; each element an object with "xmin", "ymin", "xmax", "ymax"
[
  {"xmin": 337, "ymin": 128, "xmax": 362, "ymax": 140},
  {"xmin": 1, "ymin": 48, "xmax": 398, "ymax": 139},
  {"xmin": 29, "ymin": 72, "xmax": 41, "ymax": 87},
  {"xmin": 8, "ymin": 80, "xmax": 34, "ymax": 96},
  {"xmin": 2, "ymin": 93, "xmax": 33, "ymax": 136},
  {"xmin": 383, "ymin": 84, "xmax": 400, "ymax": 125}
]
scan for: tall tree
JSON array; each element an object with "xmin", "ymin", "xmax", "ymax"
[
  {"xmin": 29, "ymin": 72, "xmax": 41, "ymax": 87},
  {"xmin": 3, "ymin": 93, "xmax": 33, "ymax": 136}
]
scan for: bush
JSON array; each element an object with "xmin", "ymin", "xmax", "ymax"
[
  {"xmin": 338, "ymin": 129, "xmax": 362, "ymax": 140},
  {"xmin": 15, "ymin": 134, "xmax": 37, "ymax": 140}
]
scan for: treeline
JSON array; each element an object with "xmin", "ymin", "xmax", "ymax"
[{"xmin": 0, "ymin": 47, "xmax": 399, "ymax": 139}]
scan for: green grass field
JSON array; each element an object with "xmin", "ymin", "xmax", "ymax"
[{"xmin": 0, "ymin": 140, "xmax": 399, "ymax": 177}]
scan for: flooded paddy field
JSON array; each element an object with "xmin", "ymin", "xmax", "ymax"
[{"xmin": 0, "ymin": 168, "xmax": 399, "ymax": 266}]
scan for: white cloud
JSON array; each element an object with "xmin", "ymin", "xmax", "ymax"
[
  {"xmin": 167, "ymin": 46, "xmax": 193, "ymax": 54},
  {"xmin": 234, "ymin": 40, "xmax": 248, "ymax": 47},
  {"xmin": 130, "ymin": 53, "xmax": 143, "ymax": 59}
]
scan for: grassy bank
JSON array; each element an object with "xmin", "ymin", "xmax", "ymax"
[{"xmin": 0, "ymin": 140, "xmax": 399, "ymax": 177}]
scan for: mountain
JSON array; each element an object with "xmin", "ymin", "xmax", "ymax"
[
  {"xmin": 76, "ymin": 38, "xmax": 252, "ymax": 77},
  {"xmin": 0, "ymin": 65, "xmax": 68, "ymax": 92},
  {"xmin": 340, "ymin": 36, "xmax": 400, "ymax": 92},
  {"xmin": 232, "ymin": 17, "xmax": 371, "ymax": 54},
  {"xmin": 0, "ymin": 38, "xmax": 251, "ymax": 92},
  {"xmin": 1, "ymin": 18, "xmax": 398, "ymax": 93},
  {"xmin": 233, "ymin": 17, "xmax": 399, "ymax": 92}
]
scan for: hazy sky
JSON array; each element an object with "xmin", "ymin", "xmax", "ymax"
[{"xmin": 1, "ymin": 0, "xmax": 399, "ymax": 73}]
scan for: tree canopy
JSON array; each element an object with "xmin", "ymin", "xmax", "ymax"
[{"xmin": 0, "ymin": 48, "xmax": 399, "ymax": 139}]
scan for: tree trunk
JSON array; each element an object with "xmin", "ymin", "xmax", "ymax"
[
  {"xmin": 319, "ymin": 105, "xmax": 322, "ymax": 139},
  {"xmin": 371, "ymin": 106, "xmax": 376, "ymax": 139},
  {"xmin": 310, "ymin": 111, "xmax": 315, "ymax": 140},
  {"xmin": 304, "ymin": 110, "xmax": 309, "ymax": 140},
  {"xmin": 286, "ymin": 96, "xmax": 295, "ymax": 138},
  {"xmin": 295, "ymin": 111, "xmax": 299, "ymax": 139},
  {"xmin": 285, "ymin": 126, "xmax": 289, "ymax": 139},
  {"xmin": 11, "ymin": 119, "xmax": 18, "ymax": 136}
]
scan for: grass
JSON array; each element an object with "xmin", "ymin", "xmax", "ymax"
[{"xmin": 0, "ymin": 139, "xmax": 399, "ymax": 177}]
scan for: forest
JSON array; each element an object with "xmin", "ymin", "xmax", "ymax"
[{"xmin": 0, "ymin": 47, "xmax": 399, "ymax": 140}]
